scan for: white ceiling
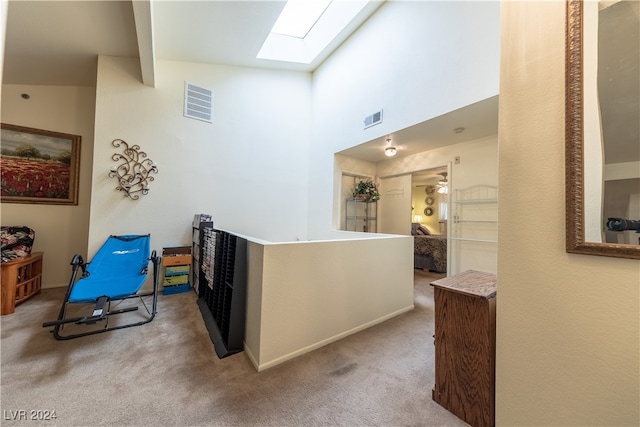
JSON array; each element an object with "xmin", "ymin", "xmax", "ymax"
[
  {"xmin": 154, "ymin": 1, "xmax": 384, "ymax": 72},
  {"xmin": 338, "ymin": 96, "xmax": 499, "ymax": 163},
  {"xmin": 2, "ymin": 0, "xmax": 500, "ymax": 164},
  {"xmin": 3, "ymin": 1, "xmax": 140, "ymax": 86},
  {"xmin": 2, "ymin": 0, "xmax": 384, "ymax": 85}
]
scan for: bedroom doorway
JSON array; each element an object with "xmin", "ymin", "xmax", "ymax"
[
  {"xmin": 411, "ymin": 166, "xmax": 449, "ymax": 274},
  {"xmin": 412, "ymin": 166, "xmax": 448, "ymax": 236}
]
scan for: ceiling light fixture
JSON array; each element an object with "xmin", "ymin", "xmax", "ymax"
[{"xmin": 384, "ymin": 138, "xmax": 397, "ymax": 157}]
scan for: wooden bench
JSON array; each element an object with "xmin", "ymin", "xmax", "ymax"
[{"xmin": 1, "ymin": 252, "xmax": 43, "ymax": 315}]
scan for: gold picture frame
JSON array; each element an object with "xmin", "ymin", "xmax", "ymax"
[
  {"xmin": 565, "ymin": 0, "xmax": 640, "ymax": 259},
  {"xmin": 1, "ymin": 123, "xmax": 81, "ymax": 205}
]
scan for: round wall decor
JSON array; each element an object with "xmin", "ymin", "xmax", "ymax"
[
  {"xmin": 425, "ymin": 196, "xmax": 434, "ymax": 205},
  {"xmin": 424, "ymin": 207, "xmax": 434, "ymax": 216}
]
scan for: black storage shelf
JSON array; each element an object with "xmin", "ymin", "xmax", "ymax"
[
  {"xmin": 192, "ymin": 217, "xmax": 213, "ymax": 296},
  {"xmin": 197, "ymin": 228, "xmax": 247, "ymax": 359}
]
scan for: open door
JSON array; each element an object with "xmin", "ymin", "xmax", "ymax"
[{"xmin": 379, "ymin": 175, "xmax": 413, "ymax": 235}]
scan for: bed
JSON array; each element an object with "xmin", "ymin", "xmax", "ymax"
[{"xmin": 412, "ymin": 224, "xmax": 447, "ymax": 273}]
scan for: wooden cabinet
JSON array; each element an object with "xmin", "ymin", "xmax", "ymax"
[
  {"xmin": 430, "ymin": 270, "xmax": 497, "ymax": 427},
  {"xmin": 1, "ymin": 252, "xmax": 43, "ymax": 315}
]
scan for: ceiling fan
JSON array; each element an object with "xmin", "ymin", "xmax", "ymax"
[
  {"xmin": 413, "ymin": 170, "xmax": 448, "ymax": 196},
  {"xmin": 436, "ymin": 172, "xmax": 448, "ymax": 194}
]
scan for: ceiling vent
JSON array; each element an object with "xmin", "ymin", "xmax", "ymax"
[
  {"xmin": 184, "ymin": 82, "xmax": 213, "ymax": 123},
  {"xmin": 363, "ymin": 109, "xmax": 383, "ymax": 129}
]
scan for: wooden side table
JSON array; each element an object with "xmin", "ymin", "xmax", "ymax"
[
  {"xmin": 1, "ymin": 252, "xmax": 43, "ymax": 315},
  {"xmin": 430, "ymin": 269, "xmax": 497, "ymax": 427}
]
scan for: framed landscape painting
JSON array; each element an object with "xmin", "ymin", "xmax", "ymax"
[{"xmin": 1, "ymin": 123, "xmax": 81, "ymax": 205}]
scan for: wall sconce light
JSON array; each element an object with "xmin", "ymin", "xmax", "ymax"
[
  {"xmin": 413, "ymin": 214, "xmax": 423, "ymax": 223},
  {"xmin": 384, "ymin": 137, "xmax": 397, "ymax": 157},
  {"xmin": 108, "ymin": 139, "xmax": 158, "ymax": 200}
]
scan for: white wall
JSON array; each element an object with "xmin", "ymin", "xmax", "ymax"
[
  {"xmin": 245, "ymin": 234, "xmax": 414, "ymax": 371},
  {"xmin": 309, "ymin": 0, "xmax": 500, "ymax": 237},
  {"xmin": 497, "ymin": 1, "xmax": 640, "ymax": 424},
  {"xmin": 90, "ymin": 56, "xmax": 312, "ymax": 257},
  {"xmin": 1, "ymin": 85, "xmax": 95, "ymax": 288},
  {"xmin": 411, "ymin": 180, "xmax": 442, "ymax": 235}
]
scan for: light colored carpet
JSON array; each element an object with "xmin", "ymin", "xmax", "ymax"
[{"xmin": 1, "ymin": 269, "xmax": 468, "ymax": 426}]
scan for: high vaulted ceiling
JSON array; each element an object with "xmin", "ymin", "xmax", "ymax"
[
  {"xmin": 2, "ymin": 0, "xmax": 383, "ymax": 86},
  {"xmin": 2, "ymin": 0, "xmax": 501, "ymax": 163}
]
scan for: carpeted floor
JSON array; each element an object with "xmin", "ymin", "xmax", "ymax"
[{"xmin": 0, "ymin": 269, "xmax": 468, "ymax": 426}]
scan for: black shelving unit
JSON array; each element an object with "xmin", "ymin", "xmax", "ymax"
[
  {"xmin": 197, "ymin": 228, "xmax": 247, "ymax": 358},
  {"xmin": 191, "ymin": 214, "xmax": 213, "ymax": 296}
]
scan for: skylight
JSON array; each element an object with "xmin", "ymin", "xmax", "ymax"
[
  {"xmin": 257, "ymin": 0, "xmax": 375, "ymax": 65},
  {"xmin": 271, "ymin": 0, "xmax": 332, "ymax": 39}
]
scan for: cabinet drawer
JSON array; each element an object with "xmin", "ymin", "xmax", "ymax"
[{"xmin": 162, "ymin": 255, "xmax": 192, "ymax": 266}]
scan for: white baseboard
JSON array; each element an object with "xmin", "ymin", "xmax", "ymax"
[{"xmin": 248, "ymin": 304, "xmax": 414, "ymax": 372}]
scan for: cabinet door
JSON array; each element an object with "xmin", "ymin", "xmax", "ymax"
[{"xmin": 433, "ymin": 287, "xmax": 495, "ymax": 427}]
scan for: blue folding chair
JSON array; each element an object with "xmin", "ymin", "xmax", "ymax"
[{"xmin": 43, "ymin": 234, "xmax": 160, "ymax": 340}]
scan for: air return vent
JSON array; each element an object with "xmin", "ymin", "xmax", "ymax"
[
  {"xmin": 363, "ymin": 109, "xmax": 383, "ymax": 129},
  {"xmin": 184, "ymin": 82, "xmax": 213, "ymax": 123}
]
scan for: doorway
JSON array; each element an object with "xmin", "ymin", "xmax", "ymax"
[{"xmin": 411, "ymin": 167, "xmax": 449, "ymax": 236}]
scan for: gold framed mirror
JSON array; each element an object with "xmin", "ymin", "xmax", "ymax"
[{"xmin": 565, "ymin": 0, "xmax": 640, "ymax": 259}]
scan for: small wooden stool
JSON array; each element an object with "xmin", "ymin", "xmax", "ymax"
[{"xmin": 1, "ymin": 252, "xmax": 43, "ymax": 315}]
